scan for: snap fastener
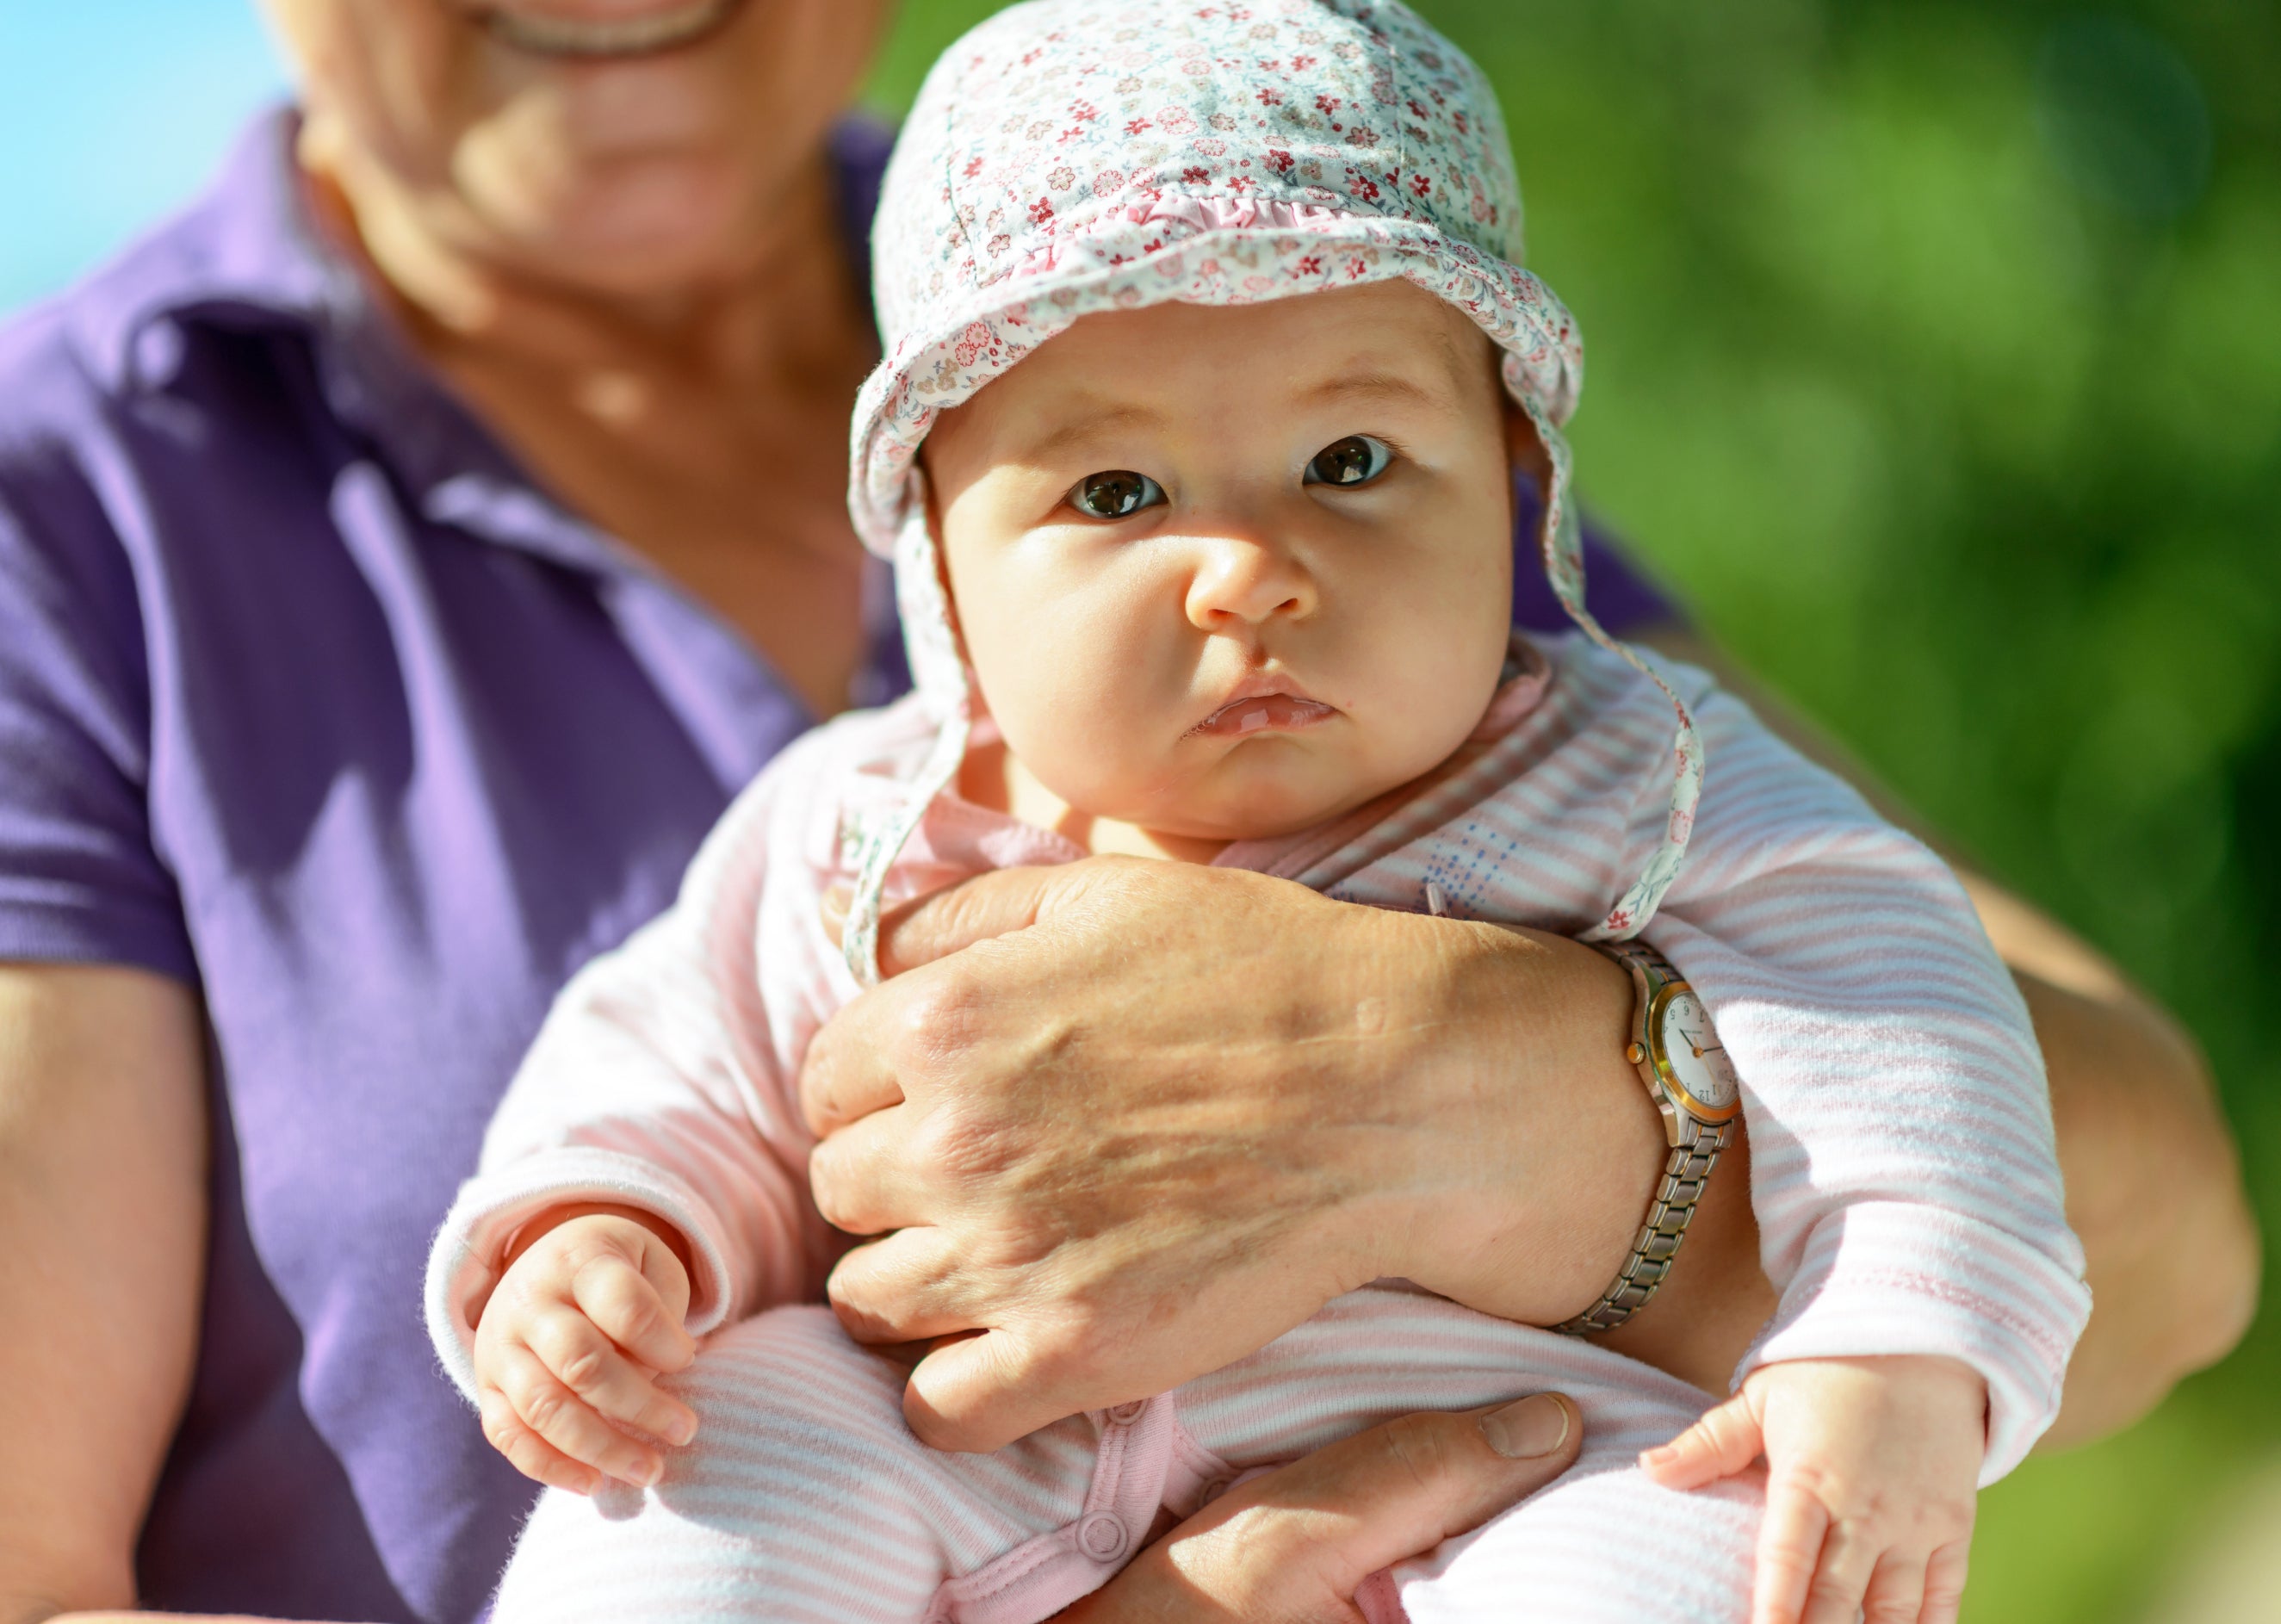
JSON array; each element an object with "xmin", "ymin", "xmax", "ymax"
[
  {"xmin": 1078, "ymin": 1510, "xmax": 1131, "ymax": 1563},
  {"xmin": 1199, "ymin": 1474, "xmax": 1233, "ymax": 1504},
  {"xmin": 1106, "ymin": 1400, "xmax": 1147, "ymax": 1425}
]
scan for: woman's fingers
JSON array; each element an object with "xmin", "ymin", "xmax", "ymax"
[
  {"xmin": 493, "ymin": 1342, "xmax": 666, "ymax": 1486},
  {"xmin": 826, "ymin": 1226, "xmax": 979, "ymax": 1343},
  {"xmin": 1749, "ymin": 1480, "xmax": 1831, "ymax": 1624},
  {"xmin": 1639, "ymin": 1392, "xmax": 1765, "ymax": 1489},
  {"xmin": 900, "ymin": 1325, "xmax": 1059, "ymax": 1454},
  {"xmin": 870, "ymin": 865, "xmax": 1069, "ymax": 977},
  {"xmin": 806, "ymin": 1103, "xmax": 927, "ymax": 1234},
  {"xmin": 799, "ymin": 862, "xmax": 1125, "ymax": 1135},
  {"xmin": 1064, "ymin": 1394, "xmax": 1582, "ymax": 1623},
  {"xmin": 796, "ymin": 997, "xmax": 909, "ymax": 1137}
]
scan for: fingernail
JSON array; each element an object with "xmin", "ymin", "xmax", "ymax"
[
  {"xmin": 629, "ymin": 1457, "xmax": 662, "ymax": 1487},
  {"xmin": 1640, "ymin": 1444, "xmax": 1674, "ymax": 1465},
  {"xmin": 1481, "ymin": 1393, "xmax": 1572, "ymax": 1459},
  {"xmin": 669, "ymin": 1416, "xmax": 697, "ymax": 1446}
]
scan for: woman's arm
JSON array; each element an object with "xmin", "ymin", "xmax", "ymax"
[
  {"xmin": 0, "ymin": 965, "xmax": 208, "ymax": 1624},
  {"xmin": 1968, "ymin": 877, "xmax": 2258, "ymax": 1445},
  {"xmin": 1630, "ymin": 626, "xmax": 2259, "ymax": 1444}
]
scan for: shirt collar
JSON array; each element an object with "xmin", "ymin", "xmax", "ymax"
[
  {"xmin": 71, "ymin": 107, "xmax": 562, "ymax": 547},
  {"xmin": 71, "ymin": 107, "xmax": 896, "ymax": 583}
]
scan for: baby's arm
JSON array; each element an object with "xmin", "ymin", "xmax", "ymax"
[
  {"xmin": 1608, "ymin": 679, "xmax": 2089, "ymax": 1620},
  {"xmin": 1635, "ymin": 682, "xmax": 2089, "ymax": 1472},
  {"xmin": 425, "ymin": 737, "xmax": 852, "ymax": 1485}
]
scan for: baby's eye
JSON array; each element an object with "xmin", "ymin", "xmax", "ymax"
[
  {"xmin": 1068, "ymin": 469, "xmax": 1167, "ymax": 520},
  {"xmin": 1305, "ymin": 435, "xmax": 1394, "ymax": 488}
]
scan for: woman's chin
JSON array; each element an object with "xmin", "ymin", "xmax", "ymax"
[{"xmin": 462, "ymin": 152, "xmax": 780, "ymax": 295}]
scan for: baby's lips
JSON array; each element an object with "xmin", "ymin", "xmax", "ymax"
[{"xmin": 1189, "ymin": 694, "xmax": 1337, "ymax": 738}]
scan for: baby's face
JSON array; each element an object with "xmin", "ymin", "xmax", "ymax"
[{"xmin": 926, "ymin": 279, "xmax": 1520, "ymax": 846}]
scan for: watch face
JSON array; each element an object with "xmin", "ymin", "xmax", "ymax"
[{"xmin": 1655, "ymin": 988, "xmax": 1742, "ymax": 1119}]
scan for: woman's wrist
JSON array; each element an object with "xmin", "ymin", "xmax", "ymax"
[{"xmin": 1366, "ymin": 920, "xmax": 1667, "ymax": 1324}]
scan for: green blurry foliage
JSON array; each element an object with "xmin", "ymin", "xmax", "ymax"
[{"xmin": 866, "ymin": 3, "xmax": 2279, "ymax": 1617}]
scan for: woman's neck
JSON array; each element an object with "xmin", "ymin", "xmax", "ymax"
[{"xmin": 295, "ymin": 112, "xmax": 881, "ymax": 721}]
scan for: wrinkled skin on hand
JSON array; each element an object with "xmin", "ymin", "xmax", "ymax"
[{"xmin": 801, "ymin": 856, "xmax": 1653, "ymax": 1452}]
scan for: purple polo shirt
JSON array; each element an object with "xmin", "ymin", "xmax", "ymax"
[{"xmin": 0, "ymin": 112, "xmax": 1674, "ymax": 1623}]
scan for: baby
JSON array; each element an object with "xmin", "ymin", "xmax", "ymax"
[{"xmin": 425, "ymin": 3, "xmax": 2089, "ymax": 1620}]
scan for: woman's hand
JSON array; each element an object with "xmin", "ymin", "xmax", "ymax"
[
  {"xmin": 801, "ymin": 857, "xmax": 1663, "ymax": 1452},
  {"xmin": 1065, "ymin": 1393, "xmax": 1581, "ymax": 1622}
]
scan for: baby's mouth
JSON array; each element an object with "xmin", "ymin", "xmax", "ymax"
[{"xmin": 1189, "ymin": 693, "xmax": 1338, "ymax": 739}]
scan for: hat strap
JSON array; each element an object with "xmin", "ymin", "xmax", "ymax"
[
  {"xmin": 1522, "ymin": 397, "xmax": 1704, "ymax": 940},
  {"xmin": 841, "ymin": 495, "xmax": 973, "ymax": 987}
]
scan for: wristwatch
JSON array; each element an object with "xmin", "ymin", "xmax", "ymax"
[{"xmin": 1554, "ymin": 941, "xmax": 1743, "ymax": 1336}]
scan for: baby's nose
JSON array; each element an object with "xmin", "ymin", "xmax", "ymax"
[{"xmin": 1183, "ymin": 534, "xmax": 1317, "ymax": 629}]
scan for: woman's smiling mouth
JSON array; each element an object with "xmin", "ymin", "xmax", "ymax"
[{"xmin": 474, "ymin": 0, "xmax": 745, "ymax": 59}]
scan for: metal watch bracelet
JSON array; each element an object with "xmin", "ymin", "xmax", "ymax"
[
  {"xmin": 1553, "ymin": 942, "xmax": 1732, "ymax": 1336},
  {"xmin": 1553, "ymin": 1116, "xmax": 1731, "ymax": 1336}
]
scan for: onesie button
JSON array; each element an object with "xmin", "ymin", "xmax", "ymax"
[
  {"xmin": 1078, "ymin": 1510, "xmax": 1131, "ymax": 1563},
  {"xmin": 1199, "ymin": 1475, "xmax": 1233, "ymax": 1504},
  {"xmin": 1106, "ymin": 1400, "xmax": 1147, "ymax": 1426}
]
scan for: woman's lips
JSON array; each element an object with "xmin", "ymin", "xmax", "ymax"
[
  {"xmin": 1190, "ymin": 694, "xmax": 1338, "ymax": 739},
  {"xmin": 474, "ymin": 0, "xmax": 744, "ymax": 58}
]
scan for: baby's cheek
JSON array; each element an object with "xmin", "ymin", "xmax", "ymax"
[
  {"xmin": 978, "ymin": 612, "xmax": 1186, "ymax": 799},
  {"xmin": 1375, "ymin": 594, "xmax": 1509, "ymax": 761}
]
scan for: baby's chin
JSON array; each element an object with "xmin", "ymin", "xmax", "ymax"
[{"xmin": 1120, "ymin": 752, "xmax": 1419, "ymax": 847}]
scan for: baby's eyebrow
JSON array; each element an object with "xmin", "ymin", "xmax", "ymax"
[
  {"xmin": 1010, "ymin": 401, "xmax": 1170, "ymax": 464},
  {"xmin": 1300, "ymin": 369, "xmax": 1460, "ymax": 412}
]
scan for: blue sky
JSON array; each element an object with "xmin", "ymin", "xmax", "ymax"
[{"xmin": 0, "ymin": 2, "xmax": 289, "ymax": 314}]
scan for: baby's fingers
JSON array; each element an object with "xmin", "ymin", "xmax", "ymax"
[
  {"xmin": 1798, "ymin": 1520, "xmax": 1884, "ymax": 1624},
  {"xmin": 530, "ymin": 1298, "xmax": 699, "ymax": 1448},
  {"xmin": 495, "ymin": 1342, "xmax": 666, "ymax": 1488},
  {"xmin": 1861, "ymin": 1549, "xmax": 1926, "ymax": 1624},
  {"xmin": 479, "ymin": 1387, "xmax": 599, "ymax": 1496},
  {"xmin": 569, "ymin": 1249, "xmax": 698, "ymax": 1376},
  {"xmin": 1641, "ymin": 1392, "xmax": 1765, "ymax": 1491},
  {"xmin": 1748, "ymin": 1480, "xmax": 1828, "ymax": 1624},
  {"xmin": 1920, "ymin": 1540, "xmax": 1971, "ymax": 1624}
]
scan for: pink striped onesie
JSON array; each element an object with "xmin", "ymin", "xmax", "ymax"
[
  {"xmin": 424, "ymin": 3, "xmax": 2088, "ymax": 1616},
  {"xmin": 425, "ymin": 634, "xmax": 2086, "ymax": 1622}
]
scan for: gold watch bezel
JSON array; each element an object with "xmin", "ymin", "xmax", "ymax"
[{"xmin": 1644, "ymin": 980, "xmax": 1744, "ymax": 1125}]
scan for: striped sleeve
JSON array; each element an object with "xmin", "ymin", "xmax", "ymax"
[
  {"xmin": 1639, "ymin": 688, "xmax": 2091, "ymax": 1481},
  {"xmin": 424, "ymin": 741, "xmax": 846, "ymax": 1405}
]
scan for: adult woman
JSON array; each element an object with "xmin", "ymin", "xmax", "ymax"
[{"xmin": 0, "ymin": 1, "xmax": 2253, "ymax": 1621}]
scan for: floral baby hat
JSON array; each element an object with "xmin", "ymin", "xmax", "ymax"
[{"xmin": 839, "ymin": 0, "xmax": 1703, "ymax": 983}]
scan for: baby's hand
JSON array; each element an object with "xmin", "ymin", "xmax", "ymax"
[
  {"xmin": 1640, "ymin": 1354, "xmax": 1985, "ymax": 1624},
  {"xmin": 472, "ymin": 1204, "xmax": 701, "ymax": 1495}
]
